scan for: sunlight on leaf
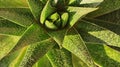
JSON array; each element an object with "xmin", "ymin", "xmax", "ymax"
[
  {"xmin": 0, "ymin": 19, "xmax": 26, "ymax": 36},
  {"xmin": 87, "ymin": 0, "xmax": 120, "ymax": 17},
  {"xmin": 0, "ymin": 0, "xmax": 28, "ymax": 8},
  {"xmin": 0, "ymin": 35, "xmax": 20, "ymax": 60},
  {"xmin": 63, "ymin": 27, "xmax": 96, "ymax": 67},
  {"xmin": 33, "ymin": 55, "xmax": 52, "ymax": 67},
  {"xmin": 86, "ymin": 43, "xmax": 120, "ymax": 67},
  {"xmin": 19, "ymin": 38, "xmax": 56, "ymax": 67},
  {"xmin": 68, "ymin": 7, "xmax": 97, "ymax": 27},
  {"xmin": 0, "ymin": 8, "xmax": 34, "ymax": 27},
  {"xmin": 76, "ymin": 20, "xmax": 120, "ymax": 47},
  {"xmin": 47, "ymin": 46, "xmax": 73, "ymax": 67}
]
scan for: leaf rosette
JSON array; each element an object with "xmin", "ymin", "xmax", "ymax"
[
  {"xmin": 40, "ymin": 0, "xmax": 68, "ymax": 30},
  {"xmin": 40, "ymin": 0, "xmax": 83, "ymax": 30},
  {"xmin": 2, "ymin": 0, "xmax": 119, "ymax": 67}
]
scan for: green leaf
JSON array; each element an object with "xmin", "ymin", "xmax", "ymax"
[
  {"xmin": 47, "ymin": 29, "xmax": 67, "ymax": 47},
  {"xmin": 0, "ymin": 48, "xmax": 24, "ymax": 67},
  {"xmin": 11, "ymin": 23, "xmax": 50, "ymax": 52},
  {"xmin": 62, "ymin": 27, "xmax": 96, "ymax": 67},
  {"xmin": 9, "ymin": 46, "xmax": 28, "ymax": 67},
  {"xmin": 67, "ymin": 7, "xmax": 97, "ymax": 27},
  {"xmin": 27, "ymin": 0, "xmax": 44, "ymax": 21},
  {"xmin": 87, "ymin": 0, "xmax": 120, "ymax": 17},
  {"xmin": 40, "ymin": 0, "xmax": 55, "ymax": 24},
  {"xmin": 80, "ymin": 0, "xmax": 103, "ymax": 7},
  {"xmin": 19, "ymin": 38, "xmax": 56, "ymax": 67},
  {"xmin": 69, "ymin": 0, "xmax": 81, "ymax": 6},
  {"xmin": 61, "ymin": 12, "xmax": 69, "ymax": 28},
  {"xmin": 0, "ymin": 8, "xmax": 34, "ymax": 27},
  {"xmin": 47, "ymin": 46, "xmax": 73, "ymax": 67},
  {"xmin": 0, "ymin": 0, "xmax": 28, "ymax": 8},
  {"xmin": 96, "ymin": 9, "xmax": 120, "ymax": 25},
  {"xmin": 0, "ymin": 19, "xmax": 26, "ymax": 36},
  {"xmin": 80, "ymin": 0, "xmax": 103, "ymax": 4},
  {"xmin": 83, "ymin": 17, "xmax": 120, "ymax": 35},
  {"xmin": 33, "ymin": 55, "xmax": 52, "ymax": 67},
  {"xmin": 86, "ymin": 42, "xmax": 120, "ymax": 67},
  {"xmin": 76, "ymin": 20, "xmax": 120, "ymax": 47},
  {"xmin": 72, "ymin": 54, "xmax": 88, "ymax": 67},
  {"xmin": 45, "ymin": 20, "xmax": 58, "ymax": 30},
  {"xmin": 0, "ymin": 35, "xmax": 20, "ymax": 60}
]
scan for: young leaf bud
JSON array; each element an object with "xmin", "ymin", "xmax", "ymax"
[
  {"xmin": 45, "ymin": 20, "xmax": 58, "ymax": 30},
  {"xmin": 61, "ymin": 12, "xmax": 69, "ymax": 28}
]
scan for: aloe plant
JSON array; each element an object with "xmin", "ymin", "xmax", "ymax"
[{"xmin": 0, "ymin": 0, "xmax": 120, "ymax": 67}]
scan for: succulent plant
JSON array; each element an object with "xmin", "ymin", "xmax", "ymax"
[{"xmin": 0, "ymin": 0, "xmax": 120, "ymax": 67}]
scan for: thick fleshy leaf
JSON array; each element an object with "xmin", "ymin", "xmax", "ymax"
[
  {"xmin": 18, "ymin": 38, "xmax": 56, "ymax": 67},
  {"xmin": 80, "ymin": 0, "xmax": 103, "ymax": 7},
  {"xmin": 87, "ymin": 0, "xmax": 120, "ymax": 17},
  {"xmin": 47, "ymin": 46, "xmax": 73, "ymax": 67},
  {"xmin": 86, "ymin": 43, "xmax": 120, "ymax": 67},
  {"xmin": 27, "ymin": 0, "xmax": 44, "ymax": 21},
  {"xmin": 72, "ymin": 54, "xmax": 88, "ymax": 67},
  {"xmin": 40, "ymin": 0, "xmax": 55, "ymax": 24},
  {"xmin": 76, "ymin": 20, "xmax": 120, "ymax": 47},
  {"xmin": 9, "ymin": 46, "xmax": 28, "ymax": 67},
  {"xmin": 0, "ymin": 35, "xmax": 20, "ymax": 60},
  {"xmin": 0, "ymin": 0, "xmax": 28, "ymax": 8},
  {"xmin": 0, "ymin": 48, "xmax": 24, "ymax": 67},
  {"xmin": 0, "ymin": 8, "xmax": 34, "ymax": 27},
  {"xmin": 96, "ymin": 9, "xmax": 120, "ymax": 25},
  {"xmin": 83, "ymin": 18, "xmax": 120, "ymax": 35},
  {"xmin": 62, "ymin": 27, "xmax": 97, "ymax": 67},
  {"xmin": 47, "ymin": 29, "xmax": 67, "ymax": 47},
  {"xmin": 0, "ymin": 19, "xmax": 26, "ymax": 36},
  {"xmin": 80, "ymin": 0, "xmax": 103, "ymax": 4},
  {"xmin": 69, "ymin": 0, "xmax": 81, "ymax": 6},
  {"xmin": 33, "ymin": 55, "xmax": 52, "ymax": 67},
  {"xmin": 67, "ymin": 7, "xmax": 97, "ymax": 27},
  {"xmin": 11, "ymin": 23, "xmax": 50, "ymax": 52}
]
